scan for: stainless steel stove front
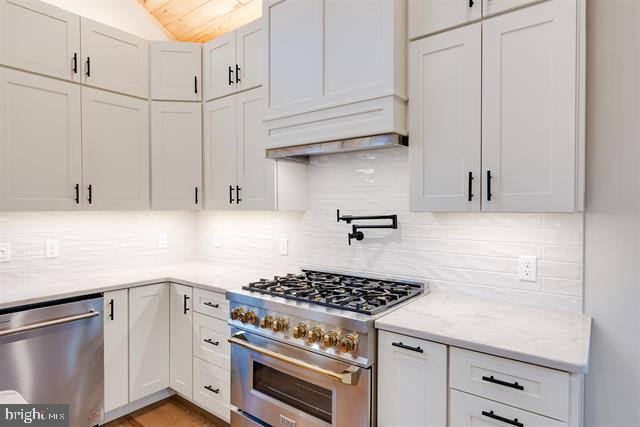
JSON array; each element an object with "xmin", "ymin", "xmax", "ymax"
[{"xmin": 229, "ymin": 328, "xmax": 373, "ymax": 427}]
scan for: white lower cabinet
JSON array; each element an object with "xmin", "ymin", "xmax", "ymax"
[
  {"xmin": 377, "ymin": 330, "xmax": 448, "ymax": 427},
  {"xmin": 170, "ymin": 283, "xmax": 193, "ymax": 399},
  {"xmin": 193, "ymin": 356, "xmax": 231, "ymax": 422},
  {"xmin": 103, "ymin": 289, "xmax": 129, "ymax": 412},
  {"xmin": 129, "ymin": 283, "xmax": 170, "ymax": 402}
]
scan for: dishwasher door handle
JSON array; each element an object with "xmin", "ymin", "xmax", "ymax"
[{"xmin": 0, "ymin": 310, "xmax": 100, "ymax": 337}]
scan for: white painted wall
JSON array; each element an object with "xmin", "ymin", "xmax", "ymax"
[
  {"xmin": 42, "ymin": 0, "xmax": 173, "ymax": 41},
  {"xmin": 584, "ymin": 1, "xmax": 640, "ymax": 425}
]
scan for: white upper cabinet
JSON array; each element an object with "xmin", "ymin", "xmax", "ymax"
[
  {"xmin": 81, "ymin": 17, "xmax": 149, "ymax": 99},
  {"xmin": 203, "ymin": 19, "xmax": 262, "ymax": 102},
  {"xmin": 151, "ymin": 101, "xmax": 202, "ymax": 210},
  {"xmin": 378, "ymin": 331, "xmax": 448, "ymax": 427},
  {"xmin": 409, "ymin": 0, "xmax": 481, "ymax": 40},
  {"xmin": 409, "ymin": 24, "xmax": 481, "ymax": 213},
  {"xmin": 0, "ymin": 0, "xmax": 80, "ymax": 81},
  {"xmin": 82, "ymin": 87, "xmax": 149, "ymax": 210},
  {"xmin": 482, "ymin": 1, "xmax": 577, "ymax": 212},
  {"xmin": 151, "ymin": 41, "xmax": 201, "ymax": 101},
  {"xmin": 0, "ymin": 68, "xmax": 82, "ymax": 210},
  {"xmin": 169, "ymin": 283, "xmax": 193, "ymax": 400},
  {"xmin": 103, "ymin": 289, "xmax": 129, "ymax": 412},
  {"xmin": 483, "ymin": 0, "xmax": 543, "ymax": 17}
]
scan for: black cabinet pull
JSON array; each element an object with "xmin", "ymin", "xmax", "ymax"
[
  {"xmin": 229, "ymin": 185, "xmax": 235, "ymax": 204},
  {"xmin": 481, "ymin": 411, "xmax": 523, "ymax": 427},
  {"xmin": 468, "ymin": 172, "xmax": 474, "ymax": 201},
  {"xmin": 392, "ymin": 341, "xmax": 424, "ymax": 353},
  {"xmin": 469, "ymin": 0, "xmax": 474, "ymax": 7},
  {"xmin": 204, "ymin": 385, "xmax": 220, "ymax": 394},
  {"xmin": 228, "ymin": 66, "xmax": 233, "ymax": 85},
  {"xmin": 204, "ymin": 338, "xmax": 220, "ymax": 346},
  {"xmin": 487, "ymin": 170, "xmax": 492, "ymax": 201},
  {"xmin": 72, "ymin": 53, "xmax": 78, "ymax": 74},
  {"xmin": 236, "ymin": 185, "xmax": 241, "ymax": 204},
  {"xmin": 203, "ymin": 302, "xmax": 220, "ymax": 309},
  {"xmin": 74, "ymin": 184, "xmax": 80, "ymax": 204},
  {"xmin": 482, "ymin": 375, "xmax": 524, "ymax": 391},
  {"xmin": 235, "ymin": 64, "xmax": 241, "ymax": 83},
  {"xmin": 183, "ymin": 294, "xmax": 190, "ymax": 314},
  {"xmin": 109, "ymin": 299, "xmax": 114, "ymax": 321},
  {"xmin": 194, "ymin": 75, "xmax": 198, "ymax": 94},
  {"xmin": 195, "ymin": 187, "xmax": 199, "ymax": 205},
  {"xmin": 85, "ymin": 57, "xmax": 90, "ymax": 77},
  {"xmin": 87, "ymin": 184, "xmax": 93, "ymax": 204}
]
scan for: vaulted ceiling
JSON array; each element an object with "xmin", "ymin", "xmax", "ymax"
[{"xmin": 139, "ymin": 0, "xmax": 262, "ymax": 43}]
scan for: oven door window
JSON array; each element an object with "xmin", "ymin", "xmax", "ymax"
[{"xmin": 253, "ymin": 361, "xmax": 333, "ymax": 423}]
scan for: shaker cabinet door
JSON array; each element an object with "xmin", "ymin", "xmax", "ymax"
[
  {"xmin": 0, "ymin": 0, "xmax": 81, "ymax": 81},
  {"xmin": 482, "ymin": 1, "xmax": 577, "ymax": 212},
  {"xmin": 0, "ymin": 68, "xmax": 82, "ymax": 210},
  {"xmin": 151, "ymin": 101, "xmax": 202, "ymax": 210},
  {"xmin": 104, "ymin": 289, "xmax": 129, "ymax": 412},
  {"xmin": 236, "ymin": 19, "xmax": 263, "ymax": 93},
  {"xmin": 203, "ymin": 96, "xmax": 238, "ymax": 210},
  {"xmin": 409, "ymin": 24, "xmax": 481, "ymax": 212},
  {"xmin": 81, "ymin": 17, "xmax": 149, "ymax": 98},
  {"xmin": 82, "ymin": 88, "xmax": 149, "ymax": 210},
  {"xmin": 203, "ymin": 31, "xmax": 236, "ymax": 101},
  {"xmin": 151, "ymin": 41, "xmax": 201, "ymax": 101}
]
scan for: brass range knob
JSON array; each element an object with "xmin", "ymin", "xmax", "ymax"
[
  {"xmin": 243, "ymin": 310, "xmax": 257, "ymax": 325},
  {"xmin": 231, "ymin": 307, "xmax": 245, "ymax": 321},
  {"xmin": 272, "ymin": 317, "xmax": 289, "ymax": 333},
  {"xmin": 306, "ymin": 326, "xmax": 324, "ymax": 344},
  {"xmin": 292, "ymin": 323, "xmax": 309, "ymax": 339},
  {"xmin": 260, "ymin": 314, "xmax": 274, "ymax": 329},
  {"xmin": 339, "ymin": 334, "xmax": 358, "ymax": 353},
  {"xmin": 322, "ymin": 330, "xmax": 340, "ymax": 348}
]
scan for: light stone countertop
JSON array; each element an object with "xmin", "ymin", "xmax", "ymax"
[
  {"xmin": 0, "ymin": 259, "xmax": 284, "ymax": 310},
  {"xmin": 375, "ymin": 290, "xmax": 591, "ymax": 374}
]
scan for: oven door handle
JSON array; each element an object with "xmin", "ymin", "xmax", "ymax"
[{"xmin": 228, "ymin": 334, "xmax": 362, "ymax": 385}]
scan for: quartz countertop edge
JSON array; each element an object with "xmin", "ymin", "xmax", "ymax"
[{"xmin": 375, "ymin": 292, "xmax": 591, "ymax": 374}]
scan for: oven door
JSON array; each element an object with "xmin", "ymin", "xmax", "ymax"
[{"xmin": 229, "ymin": 330, "xmax": 372, "ymax": 427}]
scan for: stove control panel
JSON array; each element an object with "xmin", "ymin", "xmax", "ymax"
[{"xmin": 228, "ymin": 302, "xmax": 369, "ymax": 365}]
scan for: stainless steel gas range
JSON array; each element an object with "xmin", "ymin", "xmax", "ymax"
[{"xmin": 226, "ymin": 270, "xmax": 425, "ymax": 427}]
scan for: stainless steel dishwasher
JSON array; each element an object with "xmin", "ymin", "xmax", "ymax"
[{"xmin": 0, "ymin": 294, "xmax": 104, "ymax": 427}]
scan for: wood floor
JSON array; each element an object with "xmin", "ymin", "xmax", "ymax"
[{"xmin": 104, "ymin": 396, "xmax": 229, "ymax": 427}]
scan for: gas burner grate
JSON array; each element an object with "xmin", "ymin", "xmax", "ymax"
[{"xmin": 242, "ymin": 270, "xmax": 424, "ymax": 315}]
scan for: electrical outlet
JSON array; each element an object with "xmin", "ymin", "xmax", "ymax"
[
  {"xmin": 0, "ymin": 243, "xmax": 10, "ymax": 263},
  {"xmin": 279, "ymin": 238, "xmax": 288, "ymax": 256},
  {"xmin": 158, "ymin": 234, "xmax": 168, "ymax": 249},
  {"xmin": 45, "ymin": 240, "xmax": 60, "ymax": 258},
  {"xmin": 213, "ymin": 233, "xmax": 221, "ymax": 248},
  {"xmin": 518, "ymin": 255, "xmax": 537, "ymax": 281}
]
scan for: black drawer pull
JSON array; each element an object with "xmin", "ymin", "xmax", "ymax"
[
  {"xmin": 87, "ymin": 184, "xmax": 93, "ymax": 204},
  {"xmin": 72, "ymin": 53, "xmax": 78, "ymax": 74},
  {"xmin": 236, "ymin": 185, "xmax": 241, "ymax": 204},
  {"xmin": 109, "ymin": 299, "xmax": 114, "ymax": 321},
  {"xmin": 183, "ymin": 294, "xmax": 190, "ymax": 314},
  {"xmin": 487, "ymin": 170, "xmax": 492, "ymax": 201},
  {"xmin": 195, "ymin": 186, "xmax": 199, "ymax": 205},
  {"xmin": 204, "ymin": 385, "xmax": 220, "ymax": 394},
  {"xmin": 228, "ymin": 66, "xmax": 233, "ymax": 85},
  {"xmin": 74, "ymin": 184, "xmax": 80, "ymax": 204},
  {"xmin": 392, "ymin": 341, "xmax": 423, "ymax": 353},
  {"xmin": 203, "ymin": 301, "xmax": 220, "ymax": 309},
  {"xmin": 86, "ymin": 56, "xmax": 90, "ymax": 77},
  {"xmin": 235, "ymin": 64, "xmax": 241, "ymax": 83},
  {"xmin": 194, "ymin": 75, "xmax": 198, "ymax": 94},
  {"xmin": 229, "ymin": 185, "xmax": 235, "ymax": 204},
  {"xmin": 482, "ymin": 375, "xmax": 524, "ymax": 391},
  {"xmin": 482, "ymin": 410, "xmax": 523, "ymax": 427},
  {"xmin": 468, "ymin": 171, "xmax": 474, "ymax": 201},
  {"xmin": 469, "ymin": 0, "xmax": 474, "ymax": 7},
  {"xmin": 204, "ymin": 338, "xmax": 219, "ymax": 346}
]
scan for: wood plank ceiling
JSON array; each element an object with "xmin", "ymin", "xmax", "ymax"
[{"xmin": 139, "ymin": 0, "xmax": 262, "ymax": 43}]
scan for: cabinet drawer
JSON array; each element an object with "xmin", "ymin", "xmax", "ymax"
[
  {"xmin": 450, "ymin": 389, "xmax": 566, "ymax": 427},
  {"xmin": 450, "ymin": 347, "xmax": 570, "ymax": 421},
  {"xmin": 193, "ymin": 287, "xmax": 229, "ymax": 320},
  {"xmin": 193, "ymin": 312, "xmax": 230, "ymax": 370},
  {"xmin": 193, "ymin": 357, "xmax": 230, "ymax": 422}
]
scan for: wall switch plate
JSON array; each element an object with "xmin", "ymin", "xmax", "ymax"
[
  {"xmin": 279, "ymin": 238, "xmax": 288, "ymax": 256},
  {"xmin": 45, "ymin": 240, "xmax": 60, "ymax": 258},
  {"xmin": 0, "ymin": 243, "xmax": 10, "ymax": 263},
  {"xmin": 213, "ymin": 233, "xmax": 221, "ymax": 248},
  {"xmin": 158, "ymin": 234, "xmax": 168, "ymax": 249},
  {"xmin": 518, "ymin": 255, "xmax": 537, "ymax": 281}
]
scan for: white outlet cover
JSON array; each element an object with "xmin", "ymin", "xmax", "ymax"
[
  {"xmin": 45, "ymin": 240, "xmax": 60, "ymax": 258},
  {"xmin": 279, "ymin": 238, "xmax": 288, "ymax": 256},
  {"xmin": 213, "ymin": 233, "xmax": 221, "ymax": 248},
  {"xmin": 158, "ymin": 234, "xmax": 168, "ymax": 249},
  {"xmin": 0, "ymin": 243, "xmax": 10, "ymax": 263},
  {"xmin": 518, "ymin": 255, "xmax": 537, "ymax": 282}
]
